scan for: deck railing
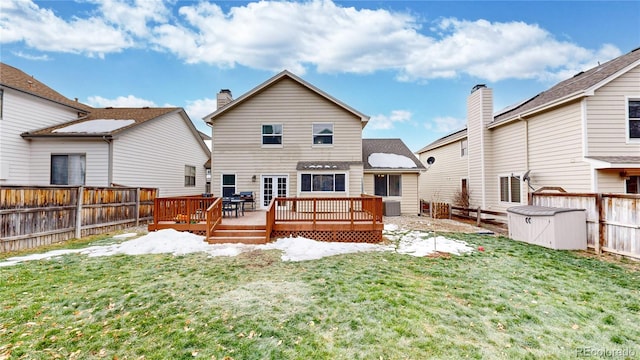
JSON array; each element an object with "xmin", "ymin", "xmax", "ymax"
[
  {"xmin": 205, "ymin": 198, "xmax": 223, "ymax": 239},
  {"xmin": 149, "ymin": 196, "xmax": 218, "ymax": 233},
  {"xmin": 265, "ymin": 197, "xmax": 277, "ymax": 242},
  {"xmin": 271, "ymin": 196, "xmax": 382, "ymax": 222}
]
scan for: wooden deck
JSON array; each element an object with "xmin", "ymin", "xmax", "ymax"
[{"xmin": 148, "ymin": 195, "xmax": 384, "ymax": 244}]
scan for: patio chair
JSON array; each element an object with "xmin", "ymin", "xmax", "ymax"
[{"xmin": 222, "ymin": 197, "xmax": 238, "ymax": 218}]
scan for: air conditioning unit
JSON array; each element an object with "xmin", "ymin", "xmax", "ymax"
[
  {"xmin": 507, "ymin": 206, "xmax": 586, "ymax": 250},
  {"xmin": 383, "ymin": 201, "xmax": 401, "ymax": 216}
]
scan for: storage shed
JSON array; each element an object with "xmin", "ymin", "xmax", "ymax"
[{"xmin": 507, "ymin": 206, "xmax": 587, "ymax": 250}]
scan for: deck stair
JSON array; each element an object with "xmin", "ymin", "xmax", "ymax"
[{"xmin": 207, "ymin": 224, "xmax": 268, "ymax": 244}]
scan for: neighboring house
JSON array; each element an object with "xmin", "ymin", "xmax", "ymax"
[
  {"xmin": 417, "ymin": 47, "xmax": 640, "ymax": 212},
  {"xmin": 204, "ymin": 70, "xmax": 369, "ymax": 209},
  {"xmin": 362, "ymin": 138, "xmax": 425, "ymax": 215},
  {"xmin": 0, "ymin": 62, "xmax": 210, "ymax": 197}
]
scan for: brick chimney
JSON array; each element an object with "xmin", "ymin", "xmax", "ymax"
[{"xmin": 217, "ymin": 89, "xmax": 232, "ymax": 109}]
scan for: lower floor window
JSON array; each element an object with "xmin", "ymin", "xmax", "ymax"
[
  {"xmin": 222, "ymin": 174, "xmax": 236, "ymax": 197},
  {"xmin": 374, "ymin": 174, "xmax": 401, "ymax": 196},
  {"xmin": 500, "ymin": 175, "xmax": 521, "ymax": 203},
  {"xmin": 301, "ymin": 173, "xmax": 345, "ymax": 192},
  {"xmin": 51, "ymin": 154, "xmax": 86, "ymax": 185},
  {"xmin": 184, "ymin": 165, "xmax": 196, "ymax": 186},
  {"xmin": 626, "ymin": 176, "xmax": 639, "ymax": 194}
]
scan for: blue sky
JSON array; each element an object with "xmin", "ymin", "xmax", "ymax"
[{"xmin": 1, "ymin": 0, "xmax": 638, "ymax": 152}]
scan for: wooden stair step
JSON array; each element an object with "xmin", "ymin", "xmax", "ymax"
[
  {"xmin": 207, "ymin": 236, "xmax": 267, "ymax": 244},
  {"xmin": 212, "ymin": 229, "xmax": 266, "ymax": 237}
]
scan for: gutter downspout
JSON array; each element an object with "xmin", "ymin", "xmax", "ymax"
[
  {"xmin": 518, "ymin": 115, "xmax": 530, "ymax": 203},
  {"xmin": 102, "ymin": 136, "xmax": 113, "ymax": 186}
]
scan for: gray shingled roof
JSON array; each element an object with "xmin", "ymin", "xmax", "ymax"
[
  {"xmin": 586, "ymin": 156, "xmax": 640, "ymax": 165},
  {"xmin": 362, "ymin": 138, "xmax": 425, "ymax": 170},
  {"xmin": 493, "ymin": 47, "xmax": 640, "ymax": 124},
  {"xmin": 416, "ymin": 128, "xmax": 467, "ymax": 154}
]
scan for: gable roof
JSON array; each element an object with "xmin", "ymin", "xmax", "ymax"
[
  {"xmin": 22, "ymin": 107, "xmax": 181, "ymax": 138},
  {"xmin": 0, "ymin": 62, "xmax": 91, "ymax": 113},
  {"xmin": 416, "ymin": 128, "xmax": 467, "ymax": 154},
  {"xmin": 204, "ymin": 70, "xmax": 370, "ymax": 125},
  {"xmin": 493, "ymin": 46, "xmax": 640, "ymax": 125},
  {"xmin": 362, "ymin": 138, "xmax": 425, "ymax": 172}
]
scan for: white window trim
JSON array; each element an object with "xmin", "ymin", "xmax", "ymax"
[
  {"xmin": 460, "ymin": 139, "xmax": 468, "ymax": 158},
  {"xmin": 312, "ymin": 122, "xmax": 334, "ymax": 147},
  {"xmin": 51, "ymin": 153, "xmax": 86, "ymax": 186},
  {"xmin": 184, "ymin": 165, "xmax": 196, "ymax": 187},
  {"xmin": 221, "ymin": 173, "xmax": 237, "ymax": 197},
  {"xmin": 298, "ymin": 171, "xmax": 348, "ymax": 194},
  {"xmin": 261, "ymin": 123, "xmax": 283, "ymax": 148},
  {"xmin": 625, "ymin": 96, "xmax": 640, "ymax": 143},
  {"xmin": 373, "ymin": 173, "xmax": 402, "ymax": 198},
  {"xmin": 498, "ymin": 173, "xmax": 522, "ymax": 204}
]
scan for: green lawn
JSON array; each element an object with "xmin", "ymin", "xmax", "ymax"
[{"xmin": 1, "ymin": 231, "xmax": 639, "ymax": 359}]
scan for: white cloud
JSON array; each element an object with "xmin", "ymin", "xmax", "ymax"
[
  {"xmin": 424, "ymin": 116, "xmax": 466, "ymax": 133},
  {"xmin": 185, "ymin": 98, "xmax": 219, "ymax": 121},
  {"xmin": 1, "ymin": 0, "xmax": 623, "ymax": 82},
  {"xmin": 368, "ymin": 110, "xmax": 412, "ymax": 130},
  {"xmin": 11, "ymin": 51, "xmax": 50, "ymax": 61},
  {"xmin": 86, "ymin": 95, "xmax": 157, "ymax": 107},
  {"xmin": 0, "ymin": 0, "xmax": 133, "ymax": 57}
]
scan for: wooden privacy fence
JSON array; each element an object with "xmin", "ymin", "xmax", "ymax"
[
  {"xmin": 531, "ymin": 192, "xmax": 639, "ymax": 259},
  {"xmin": 0, "ymin": 185, "xmax": 157, "ymax": 252}
]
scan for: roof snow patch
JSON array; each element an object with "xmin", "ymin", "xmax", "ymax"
[
  {"xmin": 53, "ymin": 119, "xmax": 135, "ymax": 133},
  {"xmin": 368, "ymin": 153, "xmax": 417, "ymax": 168}
]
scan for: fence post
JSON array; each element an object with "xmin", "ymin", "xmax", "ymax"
[
  {"xmin": 448, "ymin": 203, "xmax": 452, "ymax": 219},
  {"xmin": 75, "ymin": 186, "xmax": 84, "ymax": 239},
  {"xmin": 135, "ymin": 188, "xmax": 141, "ymax": 227},
  {"xmin": 596, "ymin": 193, "xmax": 604, "ymax": 254},
  {"xmin": 429, "ymin": 201, "xmax": 433, "ymax": 218},
  {"xmin": 476, "ymin": 207, "xmax": 481, "ymax": 227}
]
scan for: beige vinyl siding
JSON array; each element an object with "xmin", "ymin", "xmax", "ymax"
[
  {"xmin": 113, "ymin": 112, "xmax": 209, "ymax": 197},
  {"xmin": 211, "ymin": 77, "xmax": 363, "ymax": 203},
  {"xmin": 418, "ymin": 140, "xmax": 468, "ymax": 204},
  {"xmin": 0, "ymin": 89, "xmax": 80, "ymax": 184},
  {"xmin": 364, "ymin": 172, "xmax": 420, "ymax": 215},
  {"xmin": 485, "ymin": 122, "xmax": 526, "ymax": 211},
  {"xmin": 466, "ymin": 87, "xmax": 493, "ymax": 209},
  {"xmin": 596, "ymin": 169, "xmax": 627, "ymax": 193},
  {"xmin": 586, "ymin": 66, "xmax": 640, "ymax": 155},
  {"xmin": 527, "ymin": 101, "xmax": 592, "ymax": 192},
  {"xmin": 29, "ymin": 140, "xmax": 109, "ymax": 186}
]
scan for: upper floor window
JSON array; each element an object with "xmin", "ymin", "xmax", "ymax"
[
  {"xmin": 262, "ymin": 124, "xmax": 282, "ymax": 145},
  {"xmin": 184, "ymin": 165, "xmax": 196, "ymax": 187},
  {"xmin": 499, "ymin": 175, "xmax": 521, "ymax": 203},
  {"xmin": 628, "ymin": 99, "xmax": 640, "ymax": 139},
  {"xmin": 300, "ymin": 173, "xmax": 345, "ymax": 192},
  {"xmin": 460, "ymin": 139, "xmax": 468, "ymax": 157},
  {"xmin": 313, "ymin": 123, "xmax": 333, "ymax": 145},
  {"xmin": 374, "ymin": 174, "xmax": 401, "ymax": 197},
  {"xmin": 51, "ymin": 154, "xmax": 85, "ymax": 185}
]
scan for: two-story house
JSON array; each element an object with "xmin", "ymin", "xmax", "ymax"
[
  {"xmin": 417, "ymin": 46, "xmax": 640, "ymax": 212},
  {"xmin": 204, "ymin": 71, "xmax": 368, "ymax": 209},
  {"xmin": 0, "ymin": 62, "xmax": 210, "ymax": 196}
]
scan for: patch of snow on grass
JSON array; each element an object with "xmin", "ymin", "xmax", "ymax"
[
  {"xmin": 0, "ymin": 227, "xmax": 474, "ymax": 267},
  {"xmin": 261, "ymin": 237, "xmax": 389, "ymax": 262}
]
